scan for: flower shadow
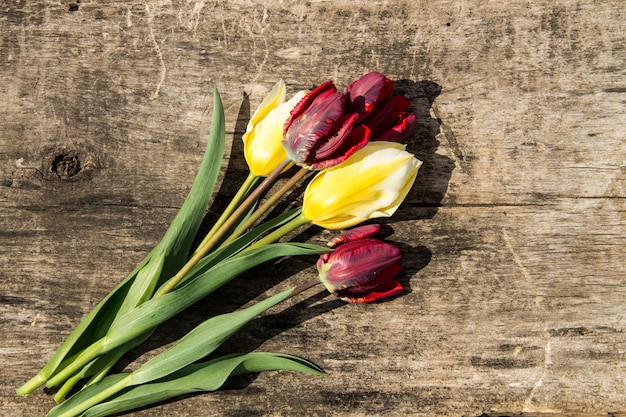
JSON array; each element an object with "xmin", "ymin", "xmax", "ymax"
[{"xmin": 391, "ymin": 80, "xmax": 454, "ymax": 221}]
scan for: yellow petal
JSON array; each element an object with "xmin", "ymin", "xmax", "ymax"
[
  {"xmin": 248, "ymin": 80, "xmax": 286, "ymax": 128},
  {"xmin": 302, "ymin": 142, "xmax": 421, "ymax": 229},
  {"xmin": 243, "ymin": 84, "xmax": 306, "ymax": 176}
]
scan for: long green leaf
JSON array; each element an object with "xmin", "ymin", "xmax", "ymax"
[
  {"xmin": 113, "ymin": 251, "xmax": 165, "ymax": 322},
  {"xmin": 46, "ymin": 374, "xmax": 129, "ymax": 417},
  {"xmin": 16, "ymin": 257, "xmax": 148, "ymax": 395},
  {"xmin": 81, "ymin": 353, "xmax": 325, "ymax": 417},
  {"xmin": 129, "ymin": 288, "xmax": 295, "ymax": 385},
  {"xmin": 154, "ymin": 89, "xmax": 226, "ymax": 280},
  {"xmin": 17, "ymin": 90, "xmax": 226, "ymax": 396}
]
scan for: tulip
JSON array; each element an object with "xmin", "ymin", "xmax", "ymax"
[
  {"xmin": 301, "ymin": 141, "xmax": 422, "ymax": 230},
  {"xmin": 282, "ymin": 81, "xmax": 370, "ymax": 170},
  {"xmin": 317, "ymin": 236, "xmax": 403, "ymax": 303},
  {"xmin": 243, "ymin": 80, "xmax": 307, "ymax": 176}
]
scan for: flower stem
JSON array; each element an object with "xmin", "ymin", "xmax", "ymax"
[
  {"xmin": 192, "ymin": 172, "xmax": 258, "ymax": 256},
  {"xmin": 222, "ymin": 167, "xmax": 310, "ymax": 246},
  {"xmin": 54, "ymin": 373, "xmax": 82, "ymax": 403},
  {"xmin": 15, "ymin": 373, "xmax": 47, "ymax": 396},
  {"xmin": 45, "ymin": 338, "xmax": 106, "ymax": 389},
  {"xmin": 291, "ymin": 278, "xmax": 322, "ymax": 297},
  {"xmin": 246, "ymin": 213, "xmax": 310, "ymax": 251},
  {"xmin": 154, "ymin": 160, "xmax": 291, "ymax": 297},
  {"xmin": 50, "ymin": 375, "xmax": 131, "ymax": 417}
]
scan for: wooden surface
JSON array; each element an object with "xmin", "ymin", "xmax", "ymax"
[{"xmin": 1, "ymin": 1, "xmax": 624, "ymax": 416}]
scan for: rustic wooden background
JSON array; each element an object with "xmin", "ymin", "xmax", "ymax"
[{"xmin": 1, "ymin": 1, "xmax": 624, "ymax": 416}]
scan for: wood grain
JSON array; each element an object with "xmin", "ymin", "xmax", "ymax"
[{"xmin": 1, "ymin": 1, "xmax": 624, "ymax": 416}]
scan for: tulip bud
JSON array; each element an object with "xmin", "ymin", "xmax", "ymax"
[
  {"xmin": 317, "ymin": 238, "xmax": 403, "ymax": 303},
  {"xmin": 243, "ymin": 80, "xmax": 307, "ymax": 176},
  {"xmin": 282, "ymin": 81, "xmax": 370, "ymax": 170},
  {"xmin": 302, "ymin": 141, "xmax": 422, "ymax": 230}
]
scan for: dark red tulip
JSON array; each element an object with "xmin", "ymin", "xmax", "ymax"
[
  {"xmin": 282, "ymin": 81, "xmax": 370, "ymax": 170},
  {"xmin": 317, "ymin": 237, "xmax": 403, "ymax": 304}
]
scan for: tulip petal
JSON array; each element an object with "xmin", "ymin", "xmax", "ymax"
[
  {"xmin": 302, "ymin": 142, "xmax": 422, "ymax": 229},
  {"xmin": 284, "ymin": 81, "xmax": 337, "ymax": 135},
  {"xmin": 339, "ymin": 261, "xmax": 403, "ymax": 293},
  {"xmin": 283, "ymin": 90, "xmax": 346, "ymax": 165},
  {"xmin": 338, "ymin": 279, "xmax": 404, "ymax": 304},
  {"xmin": 376, "ymin": 113, "xmax": 416, "ymax": 143},
  {"xmin": 327, "ymin": 224, "xmax": 382, "ymax": 248},
  {"xmin": 345, "ymin": 72, "xmax": 394, "ymax": 122},
  {"xmin": 319, "ymin": 239, "xmax": 402, "ymax": 292},
  {"xmin": 309, "ymin": 114, "xmax": 358, "ymax": 160},
  {"xmin": 362, "ymin": 95, "xmax": 412, "ymax": 140},
  {"xmin": 243, "ymin": 90, "xmax": 306, "ymax": 176},
  {"xmin": 248, "ymin": 80, "xmax": 286, "ymax": 128},
  {"xmin": 307, "ymin": 123, "xmax": 370, "ymax": 170}
]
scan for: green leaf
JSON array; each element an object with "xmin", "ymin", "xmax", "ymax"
[
  {"xmin": 81, "ymin": 353, "xmax": 325, "ymax": 417},
  {"xmin": 47, "ymin": 287, "xmax": 319, "ymax": 417},
  {"xmin": 18, "ymin": 90, "xmax": 226, "ymax": 396},
  {"xmin": 128, "ymin": 288, "xmax": 295, "ymax": 385},
  {"xmin": 113, "ymin": 251, "xmax": 165, "ymax": 322},
  {"xmin": 154, "ymin": 89, "xmax": 226, "ymax": 280},
  {"xmin": 17, "ymin": 257, "xmax": 148, "ymax": 396},
  {"xmin": 103, "ymin": 243, "xmax": 328, "ymax": 353},
  {"xmin": 46, "ymin": 374, "xmax": 129, "ymax": 417}
]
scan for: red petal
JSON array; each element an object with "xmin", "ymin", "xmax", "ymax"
[
  {"xmin": 307, "ymin": 125, "xmax": 370, "ymax": 170},
  {"xmin": 327, "ymin": 224, "xmax": 382, "ymax": 248},
  {"xmin": 327, "ymin": 253, "xmax": 402, "ymax": 292},
  {"xmin": 283, "ymin": 91, "xmax": 346, "ymax": 164},
  {"xmin": 309, "ymin": 113, "xmax": 359, "ymax": 159},
  {"xmin": 346, "ymin": 72, "xmax": 394, "ymax": 122},
  {"xmin": 361, "ymin": 95, "xmax": 411, "ymax": 139},
  {"xmin": 376, "ymin": 113, "xmax": 417, "ymax": 143},
  {"xmin": 284, "ymin": 80, "xmax": 337, "ymax": 135},
  {"xmin": 341, "ymin": 279, "xmax": 404, "ymax": 304}
]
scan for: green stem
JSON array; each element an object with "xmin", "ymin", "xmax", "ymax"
[
  {"xmin": 84, "ymin": 350, "xmax": 126, "ymax": 388},
  {"xmin": 54, "ymin": 373, "xmax": 82, "ymax": 403},
  {"xmin": 51, "ymin": 375, "xmax": 131, "ymax": 417},
  {"xmin": 192, "ymin": 172, "xmax": 258, "ymax": 256},
  {"xmin": 15, "ymin": 373, "xmax": 46, "ymax": 396},
  {"xmin": 16, "ymin": 348, "xmax": 84, "ymax": 396},
  {"xmin": 246, "ymin": 213, "xmax": 310, "ymax": 251},
  {"xmin": 223, "ymin": 167, "xmax": 310, "ymax": 246},
  {"xmin": 154, "ymin": 159, "xmax": 291, "ymax": 297},
  {"xmin": 46, "ymin": 338, "xmax": 107, "ymax": 389}
]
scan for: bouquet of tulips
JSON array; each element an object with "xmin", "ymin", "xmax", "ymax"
[{"xmin": 17, "ymin": 72, "xmax": 422, "ymax": 417}]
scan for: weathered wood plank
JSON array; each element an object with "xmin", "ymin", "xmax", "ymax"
[{"xmin": 1, "ymin": 1, "xmax": 624, "ymax": 416}]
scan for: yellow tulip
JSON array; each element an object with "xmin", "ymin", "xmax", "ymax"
[
  {"xmin": 302, "ymin": 141, "xmax": 422, "ymax": 229},
  {"xmin": 242, "ymin": 80, "xmax": 307, "ymax": 176}
]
